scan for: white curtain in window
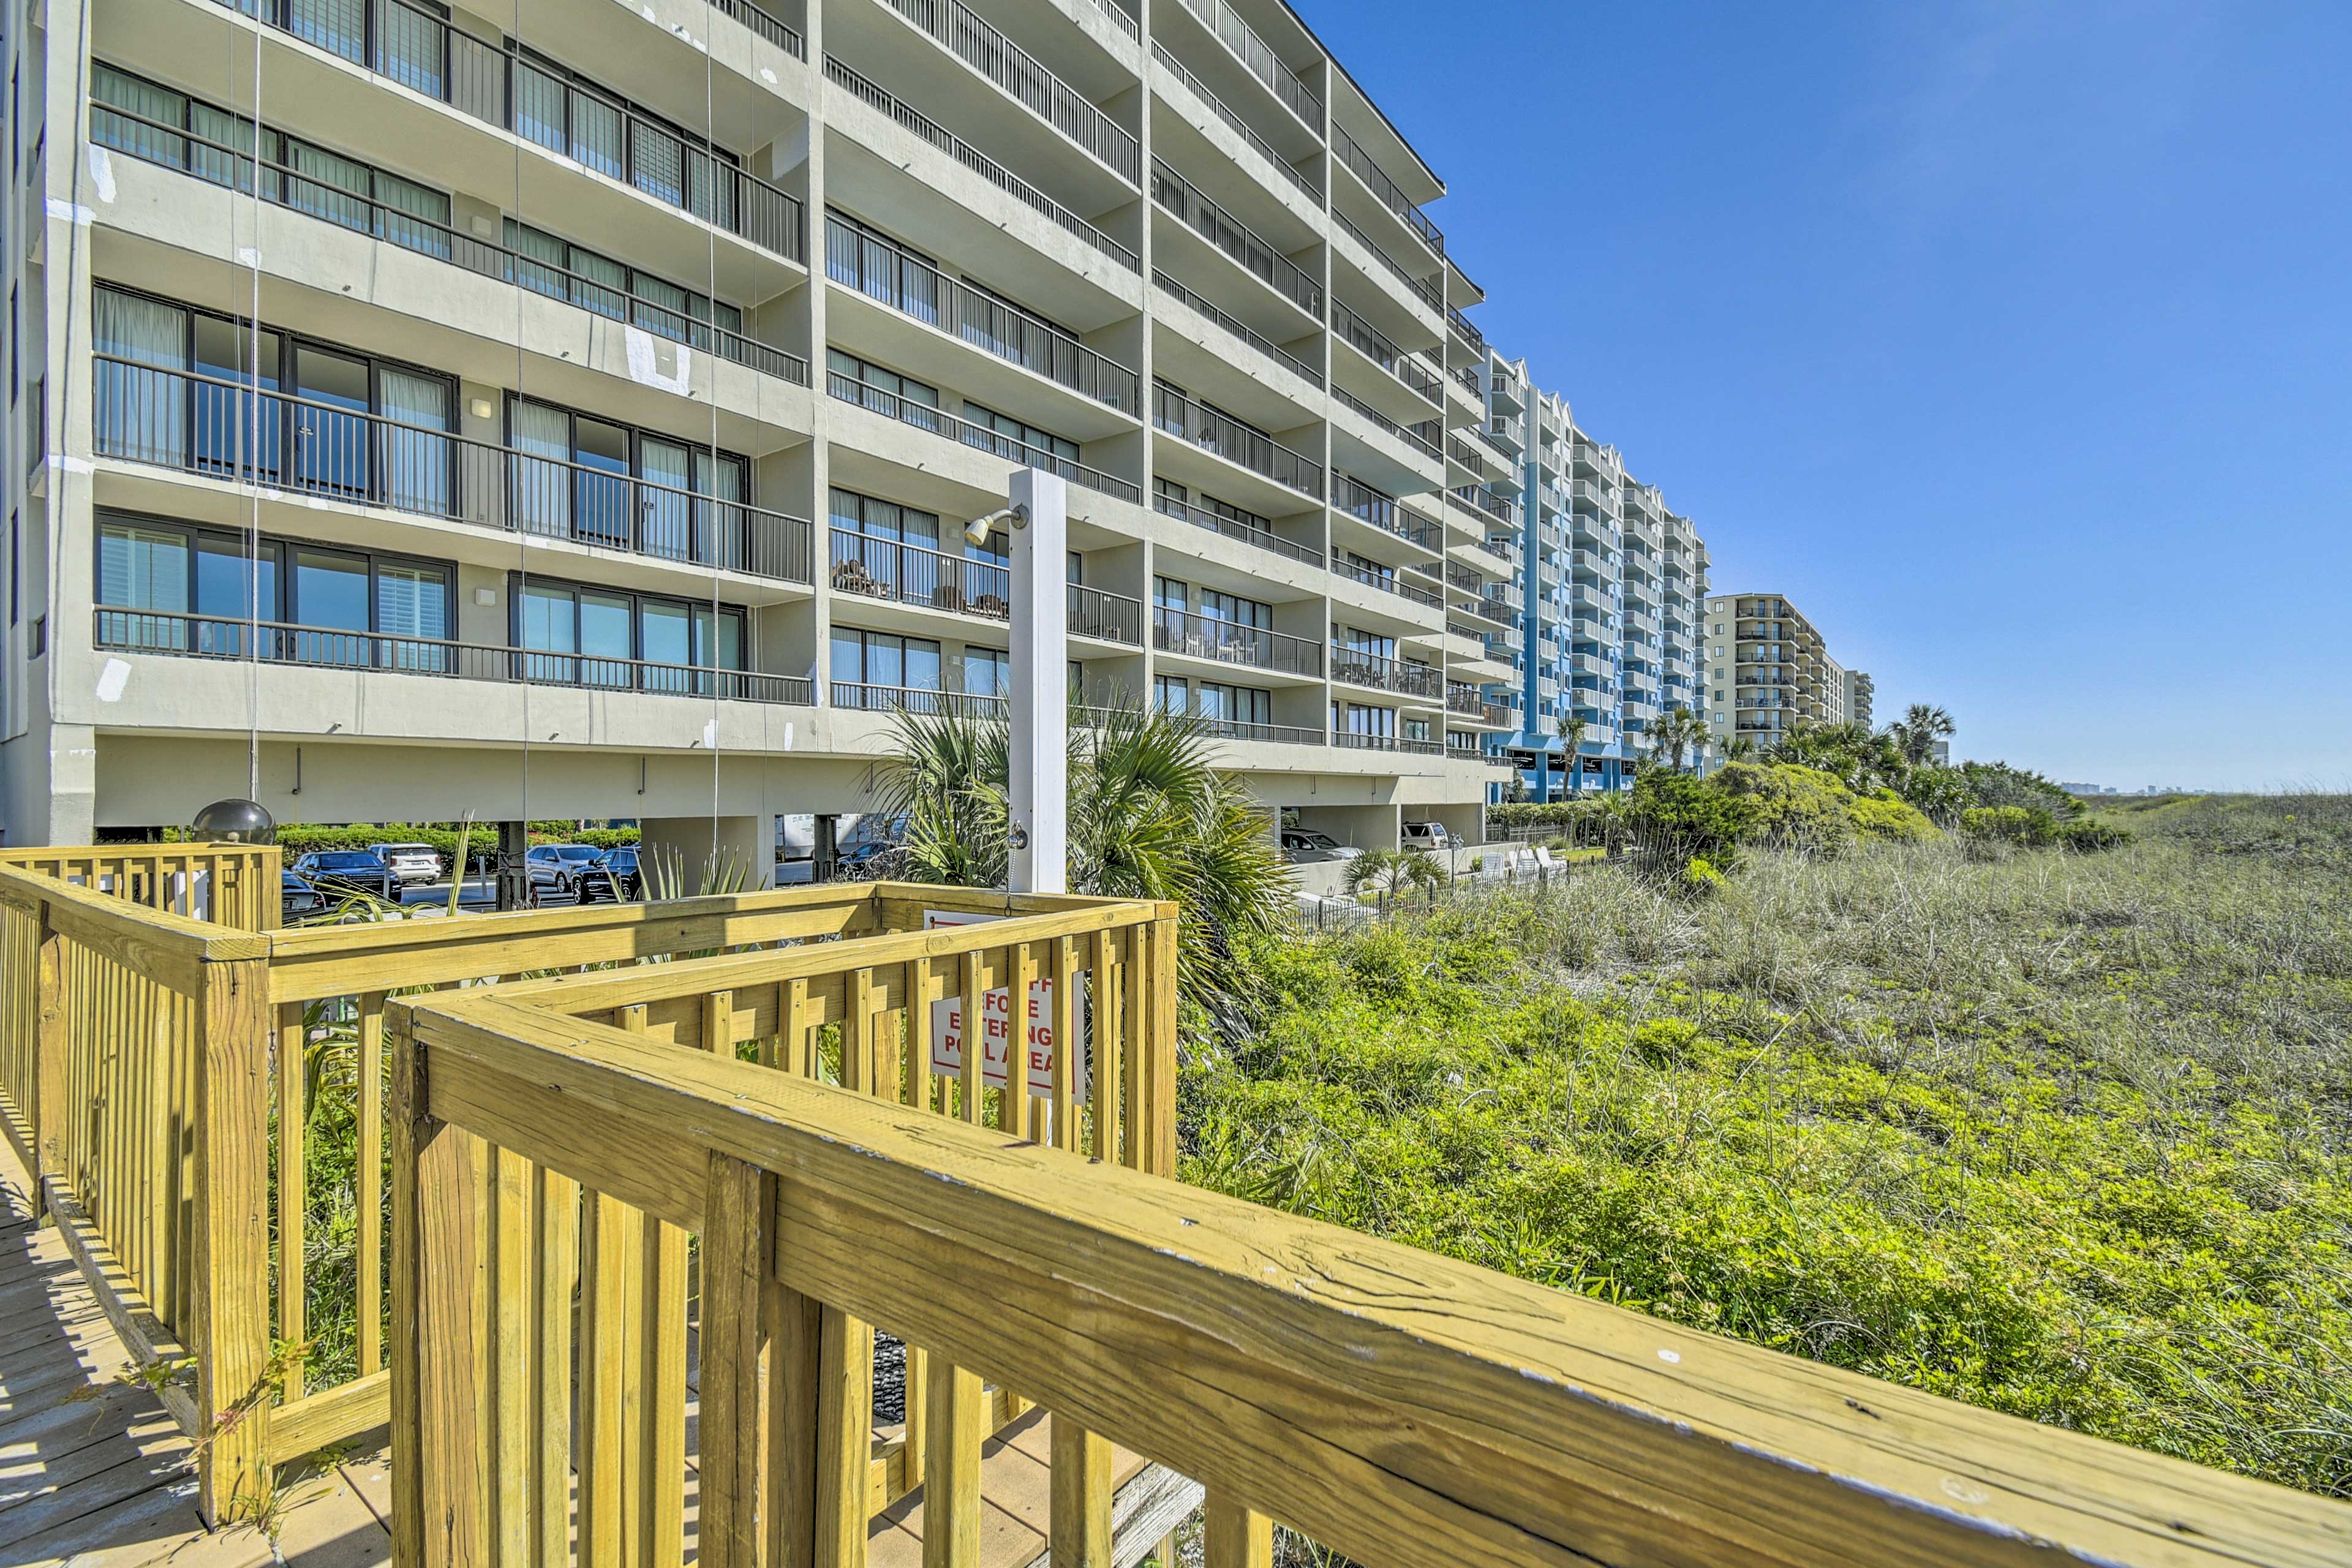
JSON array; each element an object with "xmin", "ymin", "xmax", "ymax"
[
  {"xmin": 510, "ymin": 400, "xmax": 570, "ymax": 536},
  {"xmin": 379, "ymin": 370, "xmax": 451, "ymax": 515},
  {"xmin": 92, "ymin": 291, "xmax": 187, "ymax": 468}
]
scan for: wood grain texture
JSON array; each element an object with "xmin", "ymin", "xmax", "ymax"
[
  {"xmin": 190, "ymin": 956, "xmax": 273, "ymax": 1526},
  {"xmin": 398, "ymin": 996, "xmax": 2352, "ymax": 1568},
  {"xmin": 816, "ymin": 1303, "xmax": 874, "ymax": 1568},
  {"xmin": 1204, "ymin": 1493, "xmax": 1270, "ymax": 1568},
  {"xmin": 701, "ymin": 1153, "xmax": 769, "ymax": 1568},
  {"xmin": 1050, "ymin": 1417, "xmax": 1114, "ymax": 1568},
  {"xmin": 923, "ymin": 1361, "xmax": 985, "ymax": 1568}
]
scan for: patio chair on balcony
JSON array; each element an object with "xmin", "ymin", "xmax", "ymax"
[{"xmin": 832, "ymin": 559, "xmax": 883, "ymax": 597}]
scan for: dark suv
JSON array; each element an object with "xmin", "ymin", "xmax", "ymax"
[{"xmin": 527, "ymin": 844, "xmax": 616, "ymax": 903}]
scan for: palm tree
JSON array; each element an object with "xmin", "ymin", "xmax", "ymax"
[
  {"xmin": 1555, "ymin": 712, "xmax": 1588, "ymax": 798},
  {"xmin": 878, "ymin": 697, "xmax": 1289, "ymax": 1018},
  {"xmin": 1722, "ymin": 734, "xmax": 1758, "ymax": 763},
  {"xmin": 1665, "ymin": 706, "xmax": 1706, "ymax": 772},
  {"xmin": 1343, "ymin": 846, "xmax": 1444, "ymax": 908},
  {"xmin": 1889, "ymin": 704, "xmax": 1957, "ymax": 769}
]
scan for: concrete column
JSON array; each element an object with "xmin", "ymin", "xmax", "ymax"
[
  {"xmin": 1008, "ymin": 470, "xmax": 1069, "ymax": 897},
  {"xmin": 641, "ymin": 815, "xmax": 774, "ymax": 894}
]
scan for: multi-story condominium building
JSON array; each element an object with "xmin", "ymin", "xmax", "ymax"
[
  {"xmin": 0, "ymin": 0, "xmax": 1527, "ymax": 859},
  {"xmin": 1477, "ymin": 355, "xmax": 1708, "ymax": 796},
  {"xmin": 1703, "ymin": 592, "xmax": 1857, "ymax": 748},
  {"xmin": 1843, "ymin": 665, "xmax": 1874, "ymax": 729}
]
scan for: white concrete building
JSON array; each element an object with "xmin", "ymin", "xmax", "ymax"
[{"xmin": 0, "ymin": 0, "xmax": 1525, "ymax": 860}]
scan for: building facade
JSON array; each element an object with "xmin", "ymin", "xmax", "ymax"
[
  {"xmin": 1703, "ymin": 592, "xmax": 1861, "ymax": 749},
  {"xmin": 1477, "ymin": 356, "xmax": 1708, "ymax": 797},
  {"xmin": 0, "ymin": 0, "xmax": 1529, "ymax": 857}
]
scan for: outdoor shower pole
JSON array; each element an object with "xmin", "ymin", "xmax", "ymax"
[{"xmin": 1007, "ymin": 469, "xmax": 1069, "ymax": 897}]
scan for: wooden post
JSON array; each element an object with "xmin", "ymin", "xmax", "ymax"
[
  {"xmin": 922, "ymin": 1361, "xmax": 984, "ymax": 1568},
  {"xmin": 1049, "ymin": 1417, "xmax": 1112, "ymax": 1568},
  {"xmin": 1204, "ymin": 1493, "xmax": 1271, "ymax": 1568},
  {"xmin": 30, "ymin": 900, "xmax": 64, "ymax": 1223},
  {"xmin": 1147, "ymin": 917, "xmax": 1178, "ymax": 1176},
  {"xmin": 815, "ymin": 1304, "xmax": 874, "ymax": 1568},
  {"xmin": 765, "ymin": 1280, "xmax": 823, "ymax": 1568},
  {"xmin": 191, "ymin": 954, "xmax": 274, "ymax": 1526},
  {"xmin": 701, "ymin": 1153, "xmax": 769, "ymax": 1568}
]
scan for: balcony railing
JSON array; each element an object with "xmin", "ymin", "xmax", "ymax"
[
  {"xmin": 1152, "ymin": 492, "xmax": 1322, "ymax": 567},
  {"xmin": 827, "ymin": 377, "xmax": 1144, "ymax": 505},
  {"xmin": 1447, "ymin": 485, "xmax": 1520, "ymax": 527},
  {"xmin": 1152, "ymin": 383, "xmax": 1323, "ymax": 499},
  {"xmin": 824, "ymin": 59, "xmax": 1138, "ymax": 273},
  {"xmin": 1067, "ymin": 582, "xmax": 1146, "ymax": 644},
  {"xmin": 1330, "ymin": 209, "xmax": 1442, "ymax": 313},
  {"xmin": 1331, "ymin": 121, "xmax": 1442, "ymax": 255},
  {"xmin": 1472, "ymin": 594, "xmax": 1516, "ymax": 627},
  {"xmin": 1148, "ymin": 41, "xmax": 1318, "ymax": 202},
  {"xmin": 1152, "ymin": 605, "xmax": 1321, "ymax": 677},
  {"xmin": 829, "ymin": 532, "xmax": 1010, "ymax": 619},
  {"xmin": 1446, "ymin": 682, "xmax": 1485, "ymax": 717},
  {"xmin": 1333, "ymin": 472, "xmax": 1441, "ymax": 550},
  {"xmin": 1331, "ymin": 646, "xmax": 1442, "ymax": 699},
  {"xmin": 1448, "ymin": 302, "xmax": 1485, "ymax": 353},
  {"xmin": 1084, "ymin": 0, "xmax": 1140, "ymax": 41},
  {"xmin": 1330, "ymin": 298, "xmax": 1441, "ymax": 403},
  {"xmin": 1330, "ymin": 557, "xmax": 1442, "ymax": 610},
  {"xmin": 831, "ymin": 680, "xmax": 1008, "ymax": 716},
  {"xmin": 826, "ymin": 217, "xmax": 1140, "ymax": 413},
  {"xmin": 1153, "ymin": 269, "xmax": 1321, "ymax": 385},
  {"xmin": 1445, "ymin": 561, "xmax": 1483, "ymax": 593},
  {"xmin": 1331, "ymin": 386, "xmax": 1439, "ymax": 461},
  {"xmin": 233, "ymin": 0, "xmax": 808, "ymax": 260},
  {"xmin": 1150, "ymin": 159, "xmax": 1321, "ymax": 317},
  {"xmin": 95, "ymin": 609, "xmax": 813, "ymax": 702},
  {"xmin": 92, "ymin": 103, "xmax": 810, "ymax": 385},
  {"xmin": 1172, "ymin": 0, "xmax": 1322, "ymax": 132},
  {"xmin": 1333, "ymin": 730, "xmax": 1444, "ymax": 755},
  {"xmin": 93, "ymin": 358, "xmax": 815, "ymax": 582},
  {"xmin": 876, "ymin": 0, "xmax": 1140, "ymax": 182},
  {"xmin": 1190, "ymin": 715, "xmax": 1322, "ymax": 745}
]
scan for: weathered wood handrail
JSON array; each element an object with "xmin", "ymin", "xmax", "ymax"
[
  {"xmin": 0, "ymin": 858, "xmax": 1178, "ymax": 1528},
  {"xmin": 388, "ymin": 990, "xmax": 2352, "ymax": 1568}
]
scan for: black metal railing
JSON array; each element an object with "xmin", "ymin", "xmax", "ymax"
[
  {"xmin": 1152, "ymin": 492, "xmax": 1322, "ymax": 567},
  {"xmin": 827, "ymin": 375, "xmax": 1143, "ymax": 503},
  {"xmin": 1331, "ymin": 122, "xmax": 1442, "ymax": 255},
  {"xmin": 1172, "ymin": 0, "xmax": 1321, "ymax": 132},
  {"xmin": 876, "ymin": 0, "xmax": 1140, "ymax": 182},
  {"xmin": 1150, "ymin": 159, "xmax": 1321, "ymax": 317},
  {"xmin": 1446, "ymin": 682, "xmax": 1486, "ymax": 717},
  {"xmin": 824, "ymin": 59, "xmax": 1138, "ymax": 273},
  {"xmin": 91, "ymin": 102, "xmax": 809, "ymax": 385},
  {"xmin": 1191, "ymin": 715, "xmax": 1323, "ymax": 745},
  {"xmin": 832, "ymin": 681, "xmax": 1008, "ymax": 716},
  {"xmin": 1067, "ymin": 582, "xmax": 1145, "ymax": 644},
  {"xmin": 1330, "ymin": 556, "xmax": 1442, "ymax": 609},
  {"xmin": 1153, "ymin": 270, "xmax": 1319, "ymax": 385},
  {"xmin": 826, "ymin": 218, "xmax": 1139, "ymax": 413},
  {"xmin": 1330, "ymin": 208, "xmax": 1442, "ymax": 312},
  {"xmin": 1331, "ymin": 387, "xmax": 1439, "ymax": 461},
  {"xmin": 1449, "ymin": 484, "xmax": 1521, "ymax": 527},
  {"xmin": 1152, "ymin": 383, "xmax": 1322, "ymax": 499},
  {"xmin": 1330, "ymin": 297, "xmax": 1440, "ymax": 402},
  {"xmin": 92, "ymin": 358, "xmax": 815, "ymax": 582},
  {"xmin": 1152, "ymin": 605, "xmax": 1321, "ymax": 677},
  {"xmin": 1148, "ymin": 42, "xmax": 1319, "ymax": 201},
  {"xmin": 224, "ymin": 0, "xmax": 807, "ymax": 260},
  {"xmin": 96, "ymin": 608, "xmax": 813, "ymax": 702},
  {"xmin": 1449, "ymin": 303, "xmax": 1484, "ymax": 353},
  {"xmin": 829, "ymin": 532, "xmax": 1010, "ymax": 619},
  {"xmin": 1332, "ymin": 472, "xmax": 1441, "ymax": 550},
  {"xmin": 1330, "ymin": 644, "xmax": 1442, "ymax": 699}
]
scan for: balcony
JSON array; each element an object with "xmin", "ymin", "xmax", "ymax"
[
  {"xmin": 1331, "ymin": 557, "xmax": 1442, "ymax": 611},
  {"xmin": 874, "ymin": 0, "xmax": 1140, "ymax": 183},
  {"xmin": 1150, "ymin": 159, "xmax": 1321, "ymax": 318},
  {"xmin": 1067, "ymin": 582, "xmax": 1147, "ymax": 645},
  {"xmin": 1471, "ymin": 594, "xmax": 1516, "ymax": 628},
  {"xmin": 1330, "ymin": 209, "xmax": 1442, "ymax": 316},
  {"xmin": 215, "ymin": 0, "xmax": 807, "ymax": 263},
  {"xmin": 823, "ymin": 58, "xmax": 1139, "ymax": 274},
  {"xmin": 1152, "ymin": 382, "xmax": 1323, "ymax": 500},
  {"xmin": 1330, "ymin": 298, "xmax": 1442, "ymax": 404},
  {"xmin": 1331, "ymin": 122, "xmax": 1442, "ymax": 257},
  {"xmin": 1152, "ymin": 605, "xmax": 1322, "ymax": 677},
  {"xmin": 1171, "ymin": 0, "xmax": 1322, "ymax": 135},
  {"xmin": 1448, "ymin": 303, "xmax": 1485, "ymax": 355},
  {"xmin": 1334, "ymin": 731, "xmax": 1446, "ymax": 756},
  {"xmin": 1333, "ymin": 473, "xmax": 1441, "ymax": 552},
  {"xmin": 825, "ymin": 217, "xmax": 1140, "ymax": 414},
  {"xmin": 94, "ymin": 608, "xmax": 813, "ymax": 703},
  {"xmin": 831, "ymin": 680, "xmax": 1007, "ymax": 716},
  {"xmin": 826, "ymin": 375, "xmax": 1142, "ymax": 503},
  {"xmin": 1153, "ymin": 270, "xmax": 1321, "ymax": 386},
  {"xmin": 1148, "ymin": 41, "xmax": 1319, "ymax": 203},
  {"xmin": 1448, "ymin": 485, "xmax": 1520, "ymax": 528},
  {"xmin": 1332, "ymin": 388, "xmax": 1441, "ymax": 462},
  {"xmin": 1152, "ymin": 491, "xmax": 1322, "ymax": 567},
  {"xmin": 92, "ymin": 360, "xmax": 815, "ymax": 582},
  {"xmin": 93, "ymin": 102, "xmax": 812, "ymax": 386},
  {"xmin": 1190, "ymin": 715, "xmax": 1324, "ymax": 745}
]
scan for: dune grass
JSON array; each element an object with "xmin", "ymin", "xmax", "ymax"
[{"xmin": 1184, "ymin": 796, "xmax": 2352, "ymax": 1515}]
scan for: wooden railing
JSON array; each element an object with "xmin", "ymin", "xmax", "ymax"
[
  {"xmin": 0, "ymin": 859, "xmax": 1174, "ymax": 1529},
  {"xmin": 386, "ymin": 981, "xmax": 2352, "ymax": 1568}
]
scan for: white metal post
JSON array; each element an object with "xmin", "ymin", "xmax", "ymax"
[{"xmin": 1008, "ymin": 469, "xmax": 1068, "ymax": 895}]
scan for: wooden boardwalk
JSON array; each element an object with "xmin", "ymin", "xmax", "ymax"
[{"xmin": 0, "ymin": 1137, "xmax": 393, "ymax": 1566}]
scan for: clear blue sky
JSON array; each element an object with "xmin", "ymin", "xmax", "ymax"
[{"xmin": 1291, "ymin": 0, "xmax": 2352, "ymax": 791}]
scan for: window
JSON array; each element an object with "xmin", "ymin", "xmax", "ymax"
[
  {"xmin": 1153, "ymin": 576, "xmax": 1189, "ymax": 612},
  {"xmin": 832, "ymin": 628, "xmax": 943, "ymax": 705},
  {"xmin": 1153, "ymin": 674, "xmax": 1188, "ymax": 715},
  {"xmin": 1334, "ymin": 703, "xmax": 1393, "ymax": 739},
  {"xmin": 91, "ymin": 64, "xmax": 452, "ymax": 257},
  {"xmin": 962, "ymin": 400, "xmax": 1079, "ymax": 467},
  {"xmin": 505, "ymin": 219, "xmax": 742, "ymax": 345},
  {"xmin": 1197, "ymin": 683, "xmax": 1270, "ymax": 730},
  {"xmin": 826, "ymin": 349, "xmax": 938, "ymax": 423},
  {"xmin": 508, "ymin": 393, "xmax": 747, "ymax": 557},
  {"xmin": 1199, "ymin": 589, "xmax": 1269, "ymax": 630},
  {"xmin": 517, "ymin": 576, "xmax": 747, "ymax": 692},
  {"xmin": 29, "ymin": 615, "xmax": 43, "ymax": 657},
  {"xmin": 963, "ymin": 647, "xmax": 1009, "ymax": 698},
  {"xmin": 1333, "ymin": 624, "xmax": 1395, "ymax": 660}
]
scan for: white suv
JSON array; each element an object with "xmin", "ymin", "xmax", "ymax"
[
  {"xmin": 369, "ymin": 842, "xmax": 444, "ymax": 887},
  {"xmin": 1400, "ymin": 821, "xmax": 1458, "ymax": 852}
]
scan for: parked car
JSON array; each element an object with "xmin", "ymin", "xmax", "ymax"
[
  {"xmin": 527, "ymin": 843, "xmax": 616, "ymax": 903},
  {"xmin": 368, "ymin": 842, "xmax": 444, "ymax": 887},
  {"xmin": 1281, "ymin": 829, "xmax": 1363, "ymax": 864},
  {"xmin": 600, "ymin": 846, "xmax": 642, "ymax": 901},
  {"xmin": 291, "ymin": 850, "xmax": 394, "ymax": 901},
  {"xmin": 1400, "ymin": 821, "xmax": 1460, "ymax": 852},
  {"xmin": 281, "ymin": 872, "xmax": 329, "ymax": 922}
]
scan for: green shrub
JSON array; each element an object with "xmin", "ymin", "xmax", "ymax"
[
  {"xmin": 1629, "ymin": 769, "xmax": 1754, "ymax": 873},
  {"xmin": 1961, "ymin": 805, "xmax": 2059, "ymax": 846},
  {"xmin": 2056, "ymin": 818, "xmax": 2132, "ymax": 853},
  {"xmin": 1851, "ymin": 789, "xmax": 1941, "ymax": 843},
  {"xmin": 274, "ymin": 821, "xmax": 639, "ymax": 865},
  {"xmin": 1713, "ymin": 763, "xmax": 1856, "ymax": 855}
]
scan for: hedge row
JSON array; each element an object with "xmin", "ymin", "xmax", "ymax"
[{"xmin": 266, "ymin": 823, "xmax": 640, "ymax": 864}]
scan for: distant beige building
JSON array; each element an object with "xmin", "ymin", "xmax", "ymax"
[{"xmin": 1703, "ymin": 593, "xmax": 1863, "ymax": 748}]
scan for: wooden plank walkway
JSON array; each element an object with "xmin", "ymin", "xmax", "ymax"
[{"xmin": 0, "ymin": 1138, "xmax": 393, "ymax": 1566}]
